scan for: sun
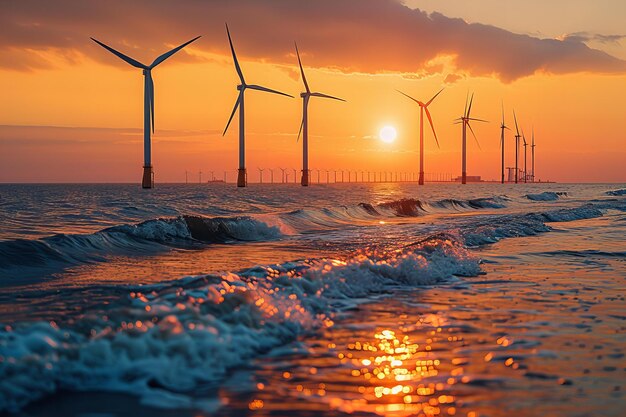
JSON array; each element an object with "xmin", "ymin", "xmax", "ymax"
[{"xmin": 379, "ymin": 126, "xmax": 397, "ymax": 143}]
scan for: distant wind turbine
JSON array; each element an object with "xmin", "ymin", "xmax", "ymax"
[
  {"xmin": 295, "ymin": 43, "xmax": 345, "ymax": 186},
  {"xmin": 499, "ymin": 102, "xmax": 510, "ymax": 184},
  {"xmin": 223, "ymin": 24, "xmax": 293, "ymax": 187},
  {"xmin": 531, "ymin": 128, "xmax": 536, "ymax": 182},
  {"xmin": 513, "ymin": 110, "xmax": 521, "ymax": 184},
  {"xmin": 91, "ymin": 35, "xmax": 200, "ymax": 189},
  {"xmin": 522, "ymin": 129, "xmax": 528, "ymax": 183},
  {"xmin": 397, "ymin": 88, "xmax": 443, "ymax": 185},
  {"xmin": 454, "ymin": 93, "xmax": 487, "ymax": 184}
]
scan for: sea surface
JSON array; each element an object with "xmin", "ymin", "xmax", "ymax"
[{"xmin": 0, "ymin": 182, "xmax": 625, "ymax": 416}]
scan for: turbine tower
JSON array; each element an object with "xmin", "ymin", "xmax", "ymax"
[
  {"xmin": 499, "ymin": 102, "xmax": 510, "ymax": 184},
  {"xmin": 531, "ymin": 128, "xmax": 536, "ymax": 182},
  {"xmin": 91, "ymin": 36, "xmax": 200, "ymax": 189},
  {"xmin": 522, "ymin": 129, "xmax": 528, "ymax": 183},
  {"xmin": 513, "ymin": 110, "xmax": 521, "ymax": 184},
  {"xmin": 454, "ymin": 93, "xmax": 487, "ymax": 184},
  {"xmin": 295, "ymin": 43, "xmax": 345, "ymax": 186},
  {"xmin": 223, "ymin": 24, "xmax": 293, "ymax": 187},
  {"xmin": 397, "ymin": 88, "xmax": 443, "ymax": 185}
]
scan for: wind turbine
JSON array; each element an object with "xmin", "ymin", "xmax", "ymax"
[
  {"xmin": 397, "ymin": 88, "xmax": 443, "ymax": 185},
  {"xmin": 258, "ymin": 167, "xmax": 264, "ymax": 184},
  {"xmin": 295, "ymin": 43, "xmax": 345, "ymax": 186},
  {"xmin": 454, "ymin": 93, "xmax": 487, "ymax": 184},
  {"xmin": 531, "ymin": 128, "xmax": 536, "ymax": 182},
  {"xmin": 513, "ymin": 110, "xmax": 521, "ymax": 184},
  {"xmin": 223, "ymin": 24, "xmax": 293, "ymax": 187},
  {"xmin": 499, "ymin": 102, "xmax": 510, "ymax": 184},
  {"xmin": 91, "ymin": 35, "xmax": 200, "ymax": 189},
  {"xmin": 522, "ymin": 129, "xmax": 528, "ymax": 183}
]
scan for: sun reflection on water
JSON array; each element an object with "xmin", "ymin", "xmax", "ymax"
[{"xmin": 331, "ymin": 327, "xmax": 455, "ymax": 416}]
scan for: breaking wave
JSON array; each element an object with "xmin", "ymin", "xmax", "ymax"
[
  {"xmin": 0, "ymin": 235, "xmax": 478, "ymax": 412},
  {"xmin": 524, "ymin": 191, "xmax": 567, "ymax": 201},
  {"xmin": 606, "ymin": 188, "xmax": 626, "ymax": 196},
  {"xmin": 1, "ymin": 194, "xmax": 625, "ymax": 412}
]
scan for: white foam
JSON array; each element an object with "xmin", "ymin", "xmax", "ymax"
[{"xmin": 0, "ymin": 236, "xmax": 477, "ymax": 412}]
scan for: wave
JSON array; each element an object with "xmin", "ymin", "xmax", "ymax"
[
  {"xmin": 524, "ymin": 191, "xmax": 567, "ymax": 201},
  {"xmin": 375, "ymin": 196, "xmax": 508, "ymax": 217},
  {"xmin": 0, "ymin": 216, "xmax": 283, "ymax": 273},
  {"xmin": 1, "ymin": 196, "xmax": 625, "ymax": 411},
  {"xmin": 606, "ymin": 188, "xmax": 626, "ymax": 196},
  {"xmin": 0, "ymin": 234, "xmax": 479, "ymax": 412},
  {"xmin": 0, "ymin": 195, "xmax": 510, "ymax": 276}
]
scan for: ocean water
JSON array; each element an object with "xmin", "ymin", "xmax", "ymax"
[{"xmin": 0, "ymin": 182, "xmax": 624, "ymax": 416}]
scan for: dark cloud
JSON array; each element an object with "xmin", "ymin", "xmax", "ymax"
[
  {"xmin": 443, "ymin": 73, "xmax": 463, "ymax": 84},
  {"xmin": 562, "ymin": 32, "xmax": 626, "ymax": 45},
  {"xmin": 1, "ymin": 0, "xmax": 625, "ymax": 81}
]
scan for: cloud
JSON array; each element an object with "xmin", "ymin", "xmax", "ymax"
[
  {"xmin": 561, "ymin": 32, "xmax": 626, "ymax": 45},
  {"xmin": 1, "ymin": 0, "xmax": 625, "ymax": 82},
  {"xmin": 443, "ymin": 73, "xmax": 464, "ymax": 84}
]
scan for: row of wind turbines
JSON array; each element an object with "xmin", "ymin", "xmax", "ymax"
[{"xmin": 92, "ymin": 25, "xmax": 537, "ymax": 189}]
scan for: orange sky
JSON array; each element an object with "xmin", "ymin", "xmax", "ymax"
[{"xmin": 1, "ymin": 0, "xmax": 625, "ymax": 183}]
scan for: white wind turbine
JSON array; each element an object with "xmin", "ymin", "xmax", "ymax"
[
  {"xmin": 454, "ymin": 93, "xmax": 487, "ymax": 184},
  {"xmin": 295, "ymin": 43, "xmax": 345, "ymax": 186},
  {"xmin": 499, "ymin": 102, "xmax": 511, "ymax": 184},
  {"xmin": 531, "ymin": 128, "xmax": 536, "ymax": 182},
  {"xmin": 397, "ymin": 88, "xmax": 443, "ymax": 185},
  {"xmin": 223, "ymin": 24, "xmax": 293, "ymax": 187},
  {"xmin": 513, "ymin": 110, "xmax": 521, "ymax": 184},
  {"xmin": 91, "ymin": 36, "xmax": 200, "ymax": 189},
  {"xmin": 522, "ymin": 129, "xmax": 528, "ymax": 183}
]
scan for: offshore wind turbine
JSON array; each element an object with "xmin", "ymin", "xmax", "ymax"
[
  {"xmin": 530, "ymin": 126, "xmax": 535, "ymax": 182},
  {"xmin": 295, "ymin": 43, "xmax": 345, "ymax": 186},
  {"xmin": 397, "ymin": 88, "xmax": 443, "ymax": 185},
  {"xmin": 513, "ymin": 110, "xmax": 522, "ymax": 184},
  {"xmin": 522, "ymin": 129, "xmax": 528, "ymax": 183},
  {"xmin": 91, "ymin": 36, "xmax": 200, "ymax": 189},
  {"xmin": 499, "ymin": 102, "xmax": 510, "ymax": 184},
  {"xmin": 454, "ymin": 93, "xmax": 487, "ymax": 184},
  {"xmin": 223, "ymin": 24, "xmax": 293, "ymax": 187}
]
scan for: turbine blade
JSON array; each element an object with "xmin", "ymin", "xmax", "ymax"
[
  {"xmin": 90, "ymin": 37, "xmax": 147, "ymax": 69},
  {"xmin": 150, "ymin": 36, "xmax": 201, "ymax": 68},
  {"xmin": 467, "ymin": 122, "xmax": 481, "ymax": 150},
  {"xmin": 223, "ymin": 92, "xmax": 242, "ymax": 136},
  {"xmin": 467, "ymin": 93, "xmax": 474, "ymax": 118},
  {"xmin": 294, "ymin": 42, "xmax": 310, "ymax": 93},
  {"xmin": 425, "ymin": 87, "xmax": 444, "ymax": 107},
  {"xmin": 513, "ymin": 109, "xmax": 520, "ymax": 136},
  {"xmin": 225, "ymin": 23, "xmax": 245, "ymax": 84},
  {"xmin": 467, "ymin": 117, "xmax": 488, "ymax": 123},
  {"xmin": 397, "ymin": 89, "xmax": 420, "ymax": 105},
  {"xmin": 424, "ymin": 107, "xmax": 440, "ymax": 148},
  {"xmin": 501, "ymin": 100, "xmax": 505, "ymax": 125},
  {"xmin": 148, "ymin": 71, "xmax": 155, "ymax": 133},
  {"xmin": 247, "ymin": 84, "xmax": 294, "ymax": 98},
  {"xmin": 310, "ymin": 92, "xmax": 345, "ymax": 101},
  {"xmin": 297, "ymin": 115, "xmax": 304, "ymax": 142}
]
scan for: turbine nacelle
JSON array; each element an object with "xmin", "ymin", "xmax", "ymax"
[
  {"xmin": 295, "ymin": 42, "xmax": 344, "ymax": 143},
  {"xmin": 223, "ymin": 24, "xmax": 293, "ymax": 137}
]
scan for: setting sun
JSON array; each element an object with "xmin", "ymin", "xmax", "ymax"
[{"xmin": 379, "ymin": 126, "xmax": 397, "ymax": 143}]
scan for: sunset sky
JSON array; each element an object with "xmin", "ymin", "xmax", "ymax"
[{"xmin": 1, "ymin": 0, "xmax": 625, "ymax": 183}]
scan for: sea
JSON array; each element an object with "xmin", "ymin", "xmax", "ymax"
[{"xmin": 0, "ymin": 182, "xmax": 624, "ymax": 416}]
